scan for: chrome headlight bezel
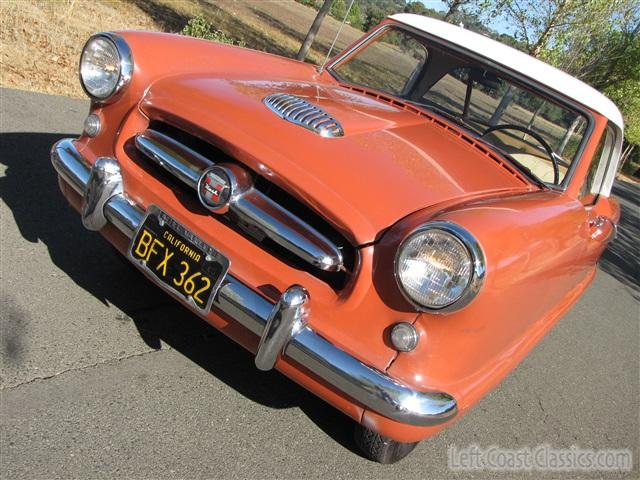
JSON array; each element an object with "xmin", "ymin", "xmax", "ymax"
[
  {"xmin": 79, "ymin": 32, "xmax": 133, "ymax": 103},
  {"xmin": 394, "ymin": 221, "xmax": 486, "ymax": 313}
]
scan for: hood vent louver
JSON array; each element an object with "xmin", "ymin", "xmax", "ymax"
[{"xmin": 263, "ymin": 93, "xmax": 344, "ymax": 138}]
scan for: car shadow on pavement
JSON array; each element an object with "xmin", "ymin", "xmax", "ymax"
[
  {"xmin": 599, "ymin": 181, "xmax": 640, "ymax": 300},
  {"xmin": 0, "ymin": 131, "xmax": 361, "ymax": 457}
]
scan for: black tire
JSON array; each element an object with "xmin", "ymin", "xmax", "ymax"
[{"xmin": 354, "ymin": 423, "xmax": 419, "ymax": 464}]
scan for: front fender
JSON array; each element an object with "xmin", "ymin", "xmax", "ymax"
[{"xmin": 368, "ymin": 190, "xmax": 596, "ymax": 441}]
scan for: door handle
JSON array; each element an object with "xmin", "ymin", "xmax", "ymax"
[{"xmin": 589, "ymin": 215, "xmax": 617, "ymax": 241}]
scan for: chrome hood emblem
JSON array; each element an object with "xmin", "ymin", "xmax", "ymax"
[{"xmin": 263, "ymin": 93, "xmax": 344, "ymax": 138}]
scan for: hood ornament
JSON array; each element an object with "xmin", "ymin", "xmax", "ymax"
[{"xmin": 263, "ymin": 93, "xmax": 344, "ymax": 138}]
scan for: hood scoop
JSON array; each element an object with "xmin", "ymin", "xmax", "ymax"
[{"xmin": 263, "ymin": 93, "xmax": 344, "ymax": 138}]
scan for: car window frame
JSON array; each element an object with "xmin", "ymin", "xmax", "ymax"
[{"xmin": 581, "ymin": 124, "xmax": 617, "ymax": 204}]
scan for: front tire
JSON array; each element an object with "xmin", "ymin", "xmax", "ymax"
[{"xmin": 354, "ymin": 424, "xmax": 419, "ymax": 464}]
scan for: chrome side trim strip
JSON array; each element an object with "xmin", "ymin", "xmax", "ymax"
[
  {"xmin": 51, "ymin": 138, "xmax": 457, "ymax": 427},
  {"xmin": 134, "ymin": 130, "xmax": 344, "ymax": 272},
  {"xmin": 263, "ymin": 93, "xmax": 344, "ymax": 138}
]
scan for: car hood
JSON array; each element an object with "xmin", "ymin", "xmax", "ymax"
[{"xmin": 140, "ymin": 76, "xmax": 534, "ymax": 244}]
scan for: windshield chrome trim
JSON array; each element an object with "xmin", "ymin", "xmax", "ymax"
[{"xmin": 325, "ymin": 24, "xmax": 392, "ymax": 75}]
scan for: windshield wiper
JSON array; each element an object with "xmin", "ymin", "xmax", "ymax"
[
  {"xmin": 423, "ymin": 104, "xmax": 464, "ymax": 125},
  {"xmin": 410, "ymin": 102, "xmax": 484, "ymax": 135}
]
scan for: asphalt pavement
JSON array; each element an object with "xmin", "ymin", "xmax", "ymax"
[{"xmin": 1, "ymin": 87, "xmax": 638, "ymax": 479}]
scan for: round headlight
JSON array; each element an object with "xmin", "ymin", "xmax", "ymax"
[
  {"xmin": 80, "ymin": 34, "xmax": 132, "ymax": 102},
  {"xmin": 395, "ymin": 222, "xmax": 485, "ymax": 312}
]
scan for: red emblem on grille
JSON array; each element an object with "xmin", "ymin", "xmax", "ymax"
[{"xmin": 198, "ymin": 167, "xmax": 231, "ymax": 212}]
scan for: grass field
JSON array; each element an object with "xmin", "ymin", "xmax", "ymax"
[{"xmin": 0, "ymin": 0, "xmax": 364, "ymax": 98}]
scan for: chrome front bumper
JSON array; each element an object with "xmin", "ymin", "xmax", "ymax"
[{"xmin": 51, "ymin": 138, "xmax": 457, "ymax": 427}]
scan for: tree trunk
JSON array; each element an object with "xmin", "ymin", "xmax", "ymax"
[
  {"xmin": 489, "ymin": 86, "xmax": 516, "ymax": 126},
  {"xmin": 618, "ymin": 143, "xmax": 635, "ymax": 173},
  {"xmin": 444, "ymin": 0, "xmax": 462, "ymax": 21},
  {"xmin": 557, "ymin": 116, "xmax": 581, "ymax": 155},
  {"xmin": 523, "ymin": 101, "xmax": 544, "ymax": 140},
  {"xmin": 296, "ymin": 0, "xmax": 333, "ymax": 61}
]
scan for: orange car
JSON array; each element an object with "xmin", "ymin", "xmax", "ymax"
[{"xmin": 51, "ymin": 14, "xmax": 621, "ymax": 463}]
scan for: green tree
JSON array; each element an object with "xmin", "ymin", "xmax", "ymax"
[
  {"xmin": 544, "ymin": 2, "xmax": 639, "ymax": 89},
  {"xmin": 404, "ymin": 1, "xmax": 429, "ymax": 15},
  {"xmin": 348, "ymin": 2, "xmax": 364, "ymax": 29},
  {"xmin": 181, "ymin": 15, "xmax": 244, "ymax": 46},
  {"xmin": 532, "ymin": 1, "xmax": 639, "ymax": 163},
  {"xmin": 363, "ymin": 6, "xmax": 386, "ymax": 31},
  {"xmin": 487, "ymin": 0, "xmax": 588, "ymax": 56},
  {"xmin": 608, "ymin": 80, "xmax": 640, "ymax": 167},
  {"xmin": 485, "ymin": 0, "xmax": 640, "ymax": 157},
  {"xmin": 443, "ymin": 0, "xmax": 474, "ymax": 21}
]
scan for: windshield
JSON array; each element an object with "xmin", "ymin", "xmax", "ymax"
[{"xmin": 329, "ymin": 26, "xmax": 589, "ymax": 186}]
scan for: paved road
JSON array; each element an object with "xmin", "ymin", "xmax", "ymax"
[{"xmin": 1, "ymin": 88, "xmax": 638, "ymax": 479}]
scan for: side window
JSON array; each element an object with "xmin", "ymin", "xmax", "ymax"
[{"xmin": 580, "ymin": 126, "xmax": 614, "ymax": 203}]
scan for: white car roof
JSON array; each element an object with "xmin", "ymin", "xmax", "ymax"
[{"xmin": 390, "ymin": 14, "xmax": 624, "ymax": 131}]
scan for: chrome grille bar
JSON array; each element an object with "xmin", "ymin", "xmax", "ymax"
[
  {"xmin": 135, "ymin": 132, "xmax": 213, "ymax": 189},
  {"xmin": 134, "ymin": 129, "xmax": 344, "ymax": 272}
]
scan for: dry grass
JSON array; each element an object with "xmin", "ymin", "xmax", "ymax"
[
  {"xmin": 206, "ymin": 0, "xmax": 363, "ymax": 64},
  {"xmin": 0, "ymin": 0, "xmax": 366, "ymax": 98},
  {"xmin": 1, "ymin": 0, "xmax": 160, "ymax": 97}
]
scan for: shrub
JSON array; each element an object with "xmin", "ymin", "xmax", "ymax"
[
  {"xmin": 294, "ymin": 0, "xmax": 321, "ymax": 8},
  {"xmin": 181, "ymin": 15, "xmax": 244, "ymax": 47},
  {"xmin": 363, "ymin": 6, "xmax": 385, "ymax": 31},
  {"xmin": 330, "ymin": 0, "xmax": 346, "ymax": 20}
]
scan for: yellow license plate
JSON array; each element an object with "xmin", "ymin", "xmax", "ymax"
[{"xmin": 129, "ymin": 205, "xmax": 229, "ymax": 313}]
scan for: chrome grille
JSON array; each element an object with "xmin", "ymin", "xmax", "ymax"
[
  {"xmin": 133, "ymin": 127, "xmax": 352, "ymax": 277},
  {"xmin": 263, "ymin": 93, "xmax": 344, "ymax": 138}
]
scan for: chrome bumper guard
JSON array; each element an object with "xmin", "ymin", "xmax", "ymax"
[{"xmin": 51, "ymin": 139, "xmax": 457, "ymax": 427}]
